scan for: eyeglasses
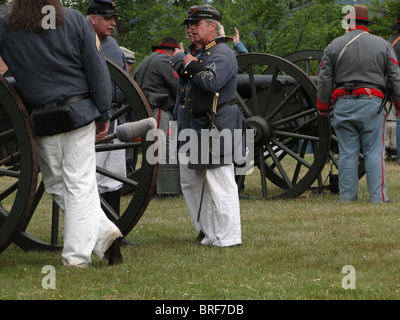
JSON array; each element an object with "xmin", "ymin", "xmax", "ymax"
[{"xmin": 184, "ymin": 20, "xmax": 204, "ymax": 29}]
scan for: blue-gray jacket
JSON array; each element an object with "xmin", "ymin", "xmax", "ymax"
[
  {"xmin": 0, "ymin": 8, "xmax": 111, "ymax": 127},
  {"xmin": 173, "ymin": 38, "xmax": 243, "ymax": 169},
  {"xmin": 101, "ymin": 35, "xmax": 127, "ymax": 102},
  {"xmin": 100, "ymin": 35, "xmax": 128, "ymax": 133}
]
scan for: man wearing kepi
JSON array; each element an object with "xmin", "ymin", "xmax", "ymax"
[
  {"xmin": 177, "ymin": 5, "xmax": 242, "ymax": 247},
  {"xmin": 317, "ymin": 4, "xmax": 400, "ymax": 203},
  {"xmin": 87, "ymin": 0, "xmax": 128, "ymax": 219},
  {"xmin": 0, "ymin": 0, "xmax": 123, "ymax": 267}
]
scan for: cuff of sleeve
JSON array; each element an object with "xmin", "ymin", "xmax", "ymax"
[
  {"xmin": 233, "ymin": 41, "xmax": 248, "ymax": 54},
  {"xmin": 98, "ymin": 110, "xmax": 111, "ymax": 122},
  {"xmin": 183, "ymin": 61, "xmax": 203, "ymax": 80},
  {"xmin": 316, "ymin": 97, "xmax": 331, "ymax": 112}
]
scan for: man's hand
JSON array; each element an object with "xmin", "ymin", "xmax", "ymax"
[
  {"xmin": 233, "ymin": 27, "xmax": 240, "ymax": 45},
  {"xmin": 173, "ymin": 42, "xmax": 185, "ymax": 56},
  {"xmin": 317, "ymin": 109, "xmax": 329, "ymax": 117},
  {"xmin": 96, "ymin": 121, "xmax": 110, "ymax": 140},
  {"xmin": 183, "ymin": 54, "xmax": 198, "ymax": 68}
]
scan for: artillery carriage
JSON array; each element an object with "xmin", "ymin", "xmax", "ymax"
[
  {"xmin": 0, "ymin": 52, "xmax": 365, "ymax": 255},
  {"xmin": 0, "ymin": 59, "xmax": 158, "ymax": 254}
]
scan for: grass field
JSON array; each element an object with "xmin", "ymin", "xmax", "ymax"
[{"xmin": 1, "ymin": 159, "xmax": 400, "ymax": 301}]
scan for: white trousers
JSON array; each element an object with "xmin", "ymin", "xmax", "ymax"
[
  {"xmin": 36, "ymin": 122, "xmax": 122, "ymax": 267},
  {"xmin": 179, "ymin": 161, "xmax": 201, "ymax": 232},
  {"xmin": 96, "ymin": 120, "xmax": 126, "ymax": 194},
  {"xmin": 195, "ymin": 164, "xmax": 241, "ymax": 247}
]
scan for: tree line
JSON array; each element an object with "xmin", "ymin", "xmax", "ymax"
[{"xmin": 2, "ymin": 0, "xmax": 400, "ymax": 67}]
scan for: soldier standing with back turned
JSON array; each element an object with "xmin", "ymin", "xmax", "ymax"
[{"xmin": 317, "ymin": 5, "xmax": 400, "ymax": 203}]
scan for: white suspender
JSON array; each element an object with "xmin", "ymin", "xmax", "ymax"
[{"xmin": 336, "ymin": 32, "xmax": 368, "ymax": 66}]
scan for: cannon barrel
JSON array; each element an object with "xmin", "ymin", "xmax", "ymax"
[{"xmin": 236, "ymin": 74, "xmax": 319, "ymax": 99}]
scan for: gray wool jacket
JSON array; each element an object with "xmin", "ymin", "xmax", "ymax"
[
  {"xmin": 133, "ymin": 51, "xmax": 178, "ymax": 112},
  {"xmin": 0, "ymin": 8, "xmax": 112, "ymax": 126},
  {"xmin": 317, "ymin": 28, "xmax": 400, "ymax": 112}
]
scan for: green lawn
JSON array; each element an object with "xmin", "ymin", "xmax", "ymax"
[{"xmin": 1, "ymin": 161, "xmax": 400, "ymax": 301}]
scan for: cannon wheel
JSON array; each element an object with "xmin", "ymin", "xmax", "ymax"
[
  {"xmin": 0, "ymin": 76, "xmax": 39, "ymax": 254},
  {"xmin": 284, "ymin": 50, "xmax": 366, "ymax": 191},
  {"xmin": 236, "ymin": 53, "xmax": 331, "ymax": 199},
  {"xmin": 12, "ymin": 59, "xmax": 158, "ymax": 251},
  {"xmin": 283, "ymin": 50, "xmax": 323, "ymax": 76},
  {"xmin": 264, "ymin": 50, "xmax": 323, "ymax": 78}
]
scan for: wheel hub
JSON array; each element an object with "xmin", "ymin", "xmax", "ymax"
[{"xmin": 244, "ymin": 116, "xmax": 271, "ymax": 145}]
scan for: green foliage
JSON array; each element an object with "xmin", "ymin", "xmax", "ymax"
[{"xmin": 56, "ymin": 0, "xmax": 400, "ymax": 63}]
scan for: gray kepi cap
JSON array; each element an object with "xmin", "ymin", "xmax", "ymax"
[
  {"xmin": 87, "ymin": 0, "xmax": 120, "ymax": 18},
  {"xmin": 181, "ymin": 4, "xmax": 221, "ymax": 26}
]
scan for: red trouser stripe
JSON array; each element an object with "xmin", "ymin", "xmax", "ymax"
[{"xmin": 380, "ymin": 118, "xmax": 386, "ymax": 202}]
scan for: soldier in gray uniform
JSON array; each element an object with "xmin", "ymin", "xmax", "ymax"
[
  {"xmin": 317, "ymin": 5, "xmax": 400, "ymax": 203},
  {"xmin": 134, "ymin": 38, "xmax": 180, "ymax": 194},
  {"xmin": 120, "ymin": 46, "xmax": 136, "ymax": 73},
  {"xmin": 175, "ymin": 5, "xmax": 243, "ymax": 247},
  {"xmin": 388, "ymin": 14, "xmax": 400, "ymax": 164},
  {"xmin": 134, "ymin": 38, "xmax": 180, "ymax": 140},
  {"xmin": 0, "ymin": 0, "xmax": 123, "ymax": 267}
]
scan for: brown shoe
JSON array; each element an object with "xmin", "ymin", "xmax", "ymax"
[{"xmin": 104, "ymin": 237, "xmax": 123, "ymax": 266}]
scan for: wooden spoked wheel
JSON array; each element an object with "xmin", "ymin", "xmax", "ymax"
[
  {"xmin": 11, "ymin": 59, "xmax": 158, "ymax": 251},
  {"xmin": 235, "ymin": 53, "xmax": 331, "ymax": 199},
  {"xmin": 284, "ymin": 50, "xmax": 365, "ymax": 191},
  {"xmin": 0, "ymin": 75, "xmax": 38, "ymax": 254}
]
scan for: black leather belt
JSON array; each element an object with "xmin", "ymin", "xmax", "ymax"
[
  {"xmin": 190, "ymin": 98, "xmax": 237, "ymax": 119},
  {"xmin": 336, "ymin": 82, "xmax": 384, "ymax": 93},
  {"xmin": 33, "ymin": 93, "xmax": 91, "ymax": 109}
]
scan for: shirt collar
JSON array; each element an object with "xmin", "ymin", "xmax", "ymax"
[
  {"xmin": 349, "ymin": 25, "xmax": 370, "ymax": 33},
  {"xmin": 155, "ymin": 49, "xmax": 167, "ymax": 55}
]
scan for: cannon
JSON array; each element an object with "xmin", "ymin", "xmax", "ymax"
[
  {"xmin": 235, "ymin": 52, "xmax": 330, "ymax": 199},
  {"xmin": 235, "ymin": 52, "xmax": 366, "ymax": 199},
  {"xmin": 0, "ymin": 59, "xmax": 158, "ymax": 254},
  {"xmin": 0, "ymin": 51, "xmax": 368, "ymax": 255}
]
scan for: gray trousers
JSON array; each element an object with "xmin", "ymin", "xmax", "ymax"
[{"xmin": 333, "ymin": 95, "xmax": 387, "ymax": 203}]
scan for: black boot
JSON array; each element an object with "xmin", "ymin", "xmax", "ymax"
[{"xmin": 101, "ymin": 190, "xmax": 139, "ymax": 246}]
